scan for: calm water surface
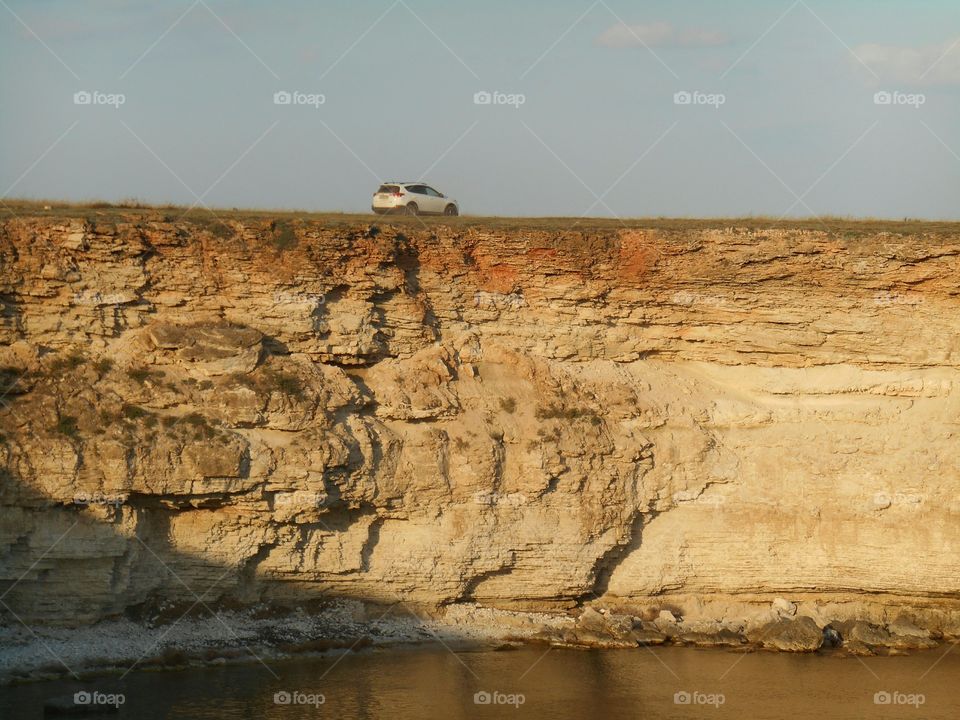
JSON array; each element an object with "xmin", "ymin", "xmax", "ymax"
[{"xmin": 1, "ymin": 645, "xmax": 958, "ymax": 719}]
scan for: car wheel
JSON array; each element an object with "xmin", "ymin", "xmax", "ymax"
[
  {"xmin": 405, "ymin": 203, "xmax": 418, "ymax": 215},
  {"xmin": 444, "ymin": 204, "xmax": 458, "ymax": 216}
]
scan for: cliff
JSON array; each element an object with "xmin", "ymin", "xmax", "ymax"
[{"xmin": 1, "ymin": 212, "xmax": 959, "ymax": 638}]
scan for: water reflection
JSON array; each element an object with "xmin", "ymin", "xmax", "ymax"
[{"xmin": 1, "ymin": 645, "xmax": 958, "ymax": 719}]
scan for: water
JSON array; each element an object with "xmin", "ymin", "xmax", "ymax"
[{"xmin": 1, "ymin": 645, "xmax": 958, "ymax": 719}]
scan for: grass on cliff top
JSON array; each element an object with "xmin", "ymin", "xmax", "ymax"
[{"xmin": 3, "ymin": 198, "xmax": 959, "ymax": 235}]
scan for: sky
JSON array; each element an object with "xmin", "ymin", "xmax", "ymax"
[{"xmin": 1, "ymin": 0, "xmax": 958, "ymax": 218}]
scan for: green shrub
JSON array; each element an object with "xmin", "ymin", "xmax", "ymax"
[
  {"xmin": 0, "ymin": 366, "xmax": 24, "ymax": 392},
  {"xmin": 49, "ymin": 351, "xmax": 86, "ymax": 373},
  {"xmin": 121, "ymin": 404, "xmax": 149, "ymax": 420},
  {"xmin": 271, "ymin": 222, "xmax": 298, "ymax": 250},
  {"xmin": 55, "ymin": 415, "xmax": 79, "ymax": 438},
  {"xmin": 535, "ymin": 405, "xmax": 601, "ymax": 424},
  {"xmin": 265, "ymin": 369, "xmax": 305, "ymax": 399},
  {"xmin": 127, "ymin": 367, "xmax": 163, "ymax": 384}
]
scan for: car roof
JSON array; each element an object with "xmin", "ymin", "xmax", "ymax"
[{"xmin": 382, "ymin": 181, "xmax": 433, "ymax": 186}]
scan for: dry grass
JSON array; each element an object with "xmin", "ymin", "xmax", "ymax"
[{"xmin": 2, "ymin": 198, "xmax": 958, "ymax": 235}]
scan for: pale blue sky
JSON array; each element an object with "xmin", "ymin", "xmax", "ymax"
[{"xmin": 1, "ymin": 0, "xmax": 958, "ymax": 217}]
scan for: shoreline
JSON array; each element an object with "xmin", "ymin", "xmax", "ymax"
[{"xmin": 1, "ymin": 600, "xmax": 951, "ymax": 686}]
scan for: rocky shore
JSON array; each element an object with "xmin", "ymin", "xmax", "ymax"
[{"xmin": 1, "ymin": 598, "xmax": 952, "ymax": 685}]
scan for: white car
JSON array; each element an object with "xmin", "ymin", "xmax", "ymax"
[{"xmin": 371, "ymin": 182, "xmax": 459, "ymax": 216}]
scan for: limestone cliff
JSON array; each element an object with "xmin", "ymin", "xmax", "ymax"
[{"xmin": 1, "ymin": 213, "xmax": 958, "ymax": 633}]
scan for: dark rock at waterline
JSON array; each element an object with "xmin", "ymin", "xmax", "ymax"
[
  {"xmin": 822, "ymin": 625, "xmax": 842, "ymax": 648},
  {"xmin": 749, "ymin": 616, "xmax": 823, "ymax": 652}
]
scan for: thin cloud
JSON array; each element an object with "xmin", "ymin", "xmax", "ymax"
[
  {"xmin": 595, "ymin": 22, "xmax": 729, "ymax": 49},
  {"xmin": 853, "ymin": 36, "xmax": 960, "ymax": 85}
]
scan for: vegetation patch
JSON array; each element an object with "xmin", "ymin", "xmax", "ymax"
[
  {"xmin": 55, "ymin": 415, "xmax": 80, "ymax": 439},
  {"xmin": 499, "ymin": 397, "xmax": 517, "ymax": 413},
  {"xmin": 535, "ymin": 405, "xmax": 602, "ymax": 425},
  {"xmin": 270, "ymin": 221, "xmax": 298, "ymax": 250},
  {"xmin": 127, "ymin": 367, "xmax": 164, "ymax": 384},
  {"xmin": 0, "ymin": 366, "xmax": 25, "ymax": 394},
  {"xmin": 182, "ymin": 412, "xmax": 216, "ymax": 440},
  {"xmin": 121, "ymin": 404, "xmax": 149, "ymax": 420},
  {"xmin": 48, "ymin": 351, "xmax": 86, "ymax": 374}
]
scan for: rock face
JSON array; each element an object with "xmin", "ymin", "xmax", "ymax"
[{"xmin": 1, "ymin": 214, "xmax": 960, "ymax": 636}]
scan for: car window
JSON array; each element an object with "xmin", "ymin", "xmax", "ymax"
[
  {"xmin": 377, "ymin": 185, "xmax": 400, "ymax": 194},
  {"xmin": 424, "ymin": 187, "xmax": 441, "ymax": 197},
  {"xmin": 408, "ymin": 185, "xmax": 426, "ymax": 195}
]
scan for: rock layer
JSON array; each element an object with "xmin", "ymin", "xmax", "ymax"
[{"xmin": 1, "ymin": 214, "xmax": 959, "ymax": 636}]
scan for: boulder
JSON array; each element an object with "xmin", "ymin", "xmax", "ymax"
[
  {"xmin": 750, "ymin": 616, "xmax": 823, "ymax": 652},
  {"xmin": 835, "ymin": 620, "xmax": 892, "ymax": 648},
  {"xmin": 886, "ymin": 617, "xmax": 937, "ymax": 650},
  {"xmin": 147, "ymin": 323, "xmax": 264, "ymax": 375}
]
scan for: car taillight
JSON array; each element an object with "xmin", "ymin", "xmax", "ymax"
[{"xmin": 394, "ymin": 191, "xmax": 403, "ymax": 197}]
